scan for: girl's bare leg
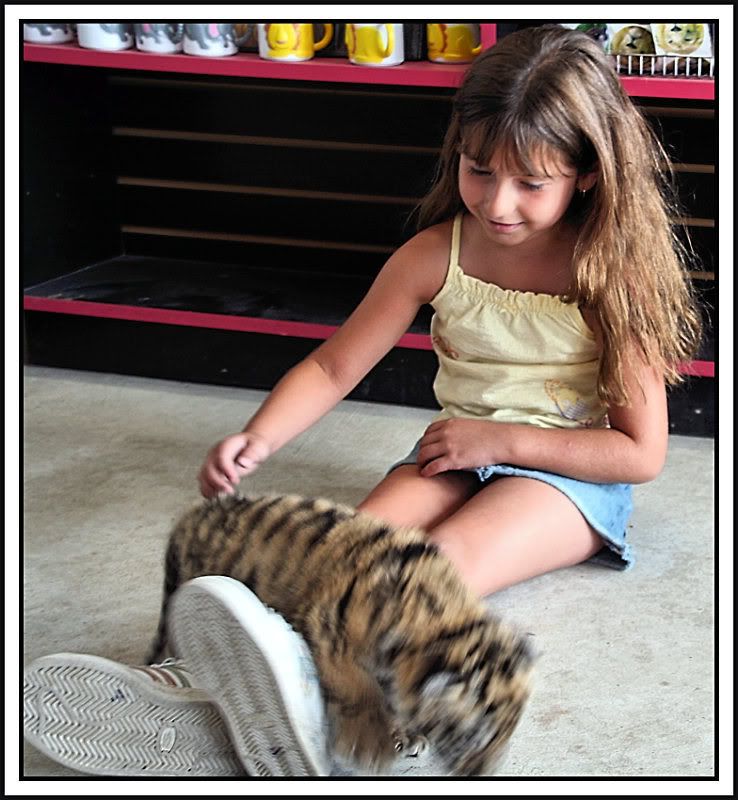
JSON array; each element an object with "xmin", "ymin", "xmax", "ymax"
[
  {"xmin": 428, "ymin": 477, "xmax": 605, "ymax": 596},
  {"xmin": 358, "ymin": 468, "xmax": 604, "ymax": 598},
  {"xmin": 357, "ymin": 464, "xmax": 479, "ymax": 530}
]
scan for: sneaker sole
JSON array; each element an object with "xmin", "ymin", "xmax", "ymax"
[
  {"xmin": 169, "ymin": 576, "xmax": 329, "ymax": 777},
  {"xmin": 23, "ymin": 653, "xmax": 245, "ymax": 777}
]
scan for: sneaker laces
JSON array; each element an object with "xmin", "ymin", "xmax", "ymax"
[{"xmin": 131, "ymin": 658, "xmax": 197, "ymax": 688}]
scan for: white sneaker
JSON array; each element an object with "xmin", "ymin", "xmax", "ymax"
[
  {"xmin": 168, "ymin": 576, "xmax": 331, "ymax": 777},
  {"xmin": 23, "ymin": 653, "xmax": 245, "ymax": 776}
]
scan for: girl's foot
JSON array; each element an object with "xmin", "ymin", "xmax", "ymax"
[
  {"xmin": 168, "ymin": 576, "xmax": 331, "ymax": 777},
  {"xmin": 23, "ymin": 653, "xmax": 244, "ymax": 776}
]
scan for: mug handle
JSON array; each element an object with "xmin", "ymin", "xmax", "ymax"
[
  {"xmin": 234, "ymin": 23, "xmax": 254, "ymax": 47},
  {"xmin": 382, "ymin": 24, "xmax": 394, "ymax": 59},
  {"xmin": 471, "ymin": 25, "xmax": 482, "ymax": 56},
  {"xmin": 345, "ymin": 24, "xmax": 355, "ymax": 56},
  {"xmin": 313, "ymin": 23, "xmax": 333, "ymax": 51}
]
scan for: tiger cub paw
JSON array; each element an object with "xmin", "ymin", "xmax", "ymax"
[
  {"xmin": 334, "ymin": 707, "xmax": 397, "ymax": 772},
  {"xmin": 393, "ymin": 728, "xmax": 429, "ymax": 758}
]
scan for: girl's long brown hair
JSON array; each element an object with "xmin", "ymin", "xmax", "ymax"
[{"xmin": 416, "ymin": 25, "xmax": 703, "ymax": 406}]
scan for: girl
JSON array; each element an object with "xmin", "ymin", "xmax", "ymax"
[
  {"xmin": 198, "ymin": 25, "xmax": 702, "ymax": 593},
  {"xmin": 24, "ymin": 26, "xmax": 702, "ymax": 777}
]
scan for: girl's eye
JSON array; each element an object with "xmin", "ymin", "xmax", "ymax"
[{"xmin": 465, "ymin": 166, "xmax": 545, "ymax": 190}]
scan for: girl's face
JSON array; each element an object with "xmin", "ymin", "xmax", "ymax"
[{"xmin": 458, "ymin": 149, "xmax": 584, "ymax": 247}]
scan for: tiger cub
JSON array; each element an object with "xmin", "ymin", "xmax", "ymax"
[{"xmin": 147, "ymin": 493, "xmax": 534, "ymax": 776}]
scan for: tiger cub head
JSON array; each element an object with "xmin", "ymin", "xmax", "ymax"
[{"xmin": 400, "ymin": 615, "xmax": 535, "ymax": 775}]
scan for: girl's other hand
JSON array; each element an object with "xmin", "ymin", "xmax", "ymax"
[
  {"xmin": 198, "ymin": 431, "xmax": 272, "ymax": 498},
  {"xmin": 417, "ymin": 419, "xmax": 508, "ymax": 478}
]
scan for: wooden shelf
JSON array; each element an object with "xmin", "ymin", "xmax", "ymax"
[
  {"xmin": 23, "ymin": 43, "xmax": 471, "ymax": 89},
  {"xmin": 22, "ymin": 295, "xmax": 714, "ymax": 378},
  {"xmin": 619, "ymin": 75, "xmax": 714, "ymax": 101},
  {"xmin": 22, "ymin": 256, "xmax": 713, "ymax": 377},
  {"xmin": 23, "ymin": 41, "xmax": 715, "ymax": 98}
]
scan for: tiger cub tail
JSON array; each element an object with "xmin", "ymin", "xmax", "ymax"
[{"xmin": 145, "ymin": 535, "xmax": 182, "ymax": 664}]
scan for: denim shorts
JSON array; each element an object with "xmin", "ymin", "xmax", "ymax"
[{"xmin": 388, "ymin": 441, "xmax": 634, "ymax": 571}]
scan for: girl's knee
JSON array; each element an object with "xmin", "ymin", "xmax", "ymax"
[
  {"xmin": 357, "ymin": 465, "xmax": 477, "ymax": 530},
  {"xmin": 427, "ymin": 527, "xmax": 478, "ymax": 584}
]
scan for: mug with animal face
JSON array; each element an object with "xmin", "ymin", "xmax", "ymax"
[
  {"xmin": 76, "ymin": 23, "xmax": 134, "ymax": 51},
  {"xmin": 135, "ymin": 23, "xmax": 185, "ymax": 54},
  {"xmin": 23, "ymin": 23, "xmax": 76, "ymax": 43},
  {"xmin": 426, "ymin": 23, "xmax": 481, "ymax": 63},
  {"xmin": 184, "ymin": 23, "xmax": 253, "ymax": 57},
  {"xmin": 652, "ymin": 23, "xmax": 709, "ymax": 56},
  {"xmin": 257, "ymin": 23, "xmax": 334, "ymax": 61},
  {"xmin": 609, "ymin": 24, "xmax": 656, "ymax": 56},
  {"xmin": 345, "ymin": 23, "xmax": 404, "ymax": 66}
]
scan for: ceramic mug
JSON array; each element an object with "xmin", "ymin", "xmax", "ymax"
[
  {"xmin": 24, "ymin": 23, "xmax": 75, "ymax": 43},
  {"xmin": 184, "ymin": 23, "xmax": 252, "ymax": 57},
  {"xmin": 76, "ymin": 23, "xmax": 134, "ymax": 51},
  {"xmin": 427, "ymin": 23, "xmax": 481, "ymax": 63},
  {"xmin": 257, "ymin": 23, "xmax": 334, "ymax": 61},
  {"xmin": 345, "ymin": 23, "xmax": 404, "ymax": 66},
  {"xmin": 135, "ymin": 23, "xmax": 185, "ymax": 53}
]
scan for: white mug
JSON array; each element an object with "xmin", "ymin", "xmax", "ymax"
[
  {"xmin": 135, "ymin": 23, "xmax": 185, "ymax": 54},
  {"xmin": 257, "ymin": 23, "xmax": 334, "ymax": 62},
  {"xmin": 24, "ymin": 23, "xmax": 76, "ymax": 43},
  {"xmin": 184, "ymin": 23, "xmax": 252, "ymax": 57},
  {"xmin": 76, "ymin": 23, "xmax": 134, "ymax": 51},
  {"xmin": 345, "ymin": 23, "xmax": 404, "ymax": 66}
]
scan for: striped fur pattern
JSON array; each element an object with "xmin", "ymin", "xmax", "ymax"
[{"xmin": 147, "ymin": 493, "xmax": 534, "ymax": 776}]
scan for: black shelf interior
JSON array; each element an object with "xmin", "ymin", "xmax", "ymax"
[
  {"xmin": 23, "ymin": 255, "xmax": 433, "ymax": 332},
  {"xmin": 23, "ymin": 254, "xmax": 713, "ymax": 364}
]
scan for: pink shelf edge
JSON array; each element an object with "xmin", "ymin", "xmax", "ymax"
[
  {"xmin": 23, "ymin": 296, "xmax": 714, "ymax": 378},
  {"xmin": 619, "ymin": 75, "xmax": 715, "ymax": 101},
  {"xmin": 23, "ymin": 39, "xmax": 714, "ymax": 99},
  {"xmin": 22, "ymin": 43, "xmax": 470, "ymax": 88}
]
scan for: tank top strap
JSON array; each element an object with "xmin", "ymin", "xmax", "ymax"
[
  {"xmin": 437, "ymin": 211, "xmax": 465, "ymax": 293},
  {"xmin": 434, "ymin": 212, "xmax": 465, "ymax": 298},
  {"xmin": 449, "ymin": 212, "xmax": 463, "ymax": 271}
]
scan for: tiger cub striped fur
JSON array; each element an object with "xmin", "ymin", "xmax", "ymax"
[{"xmin": 147, "ymin": 493, "xmax": 534, "ymax": 776}]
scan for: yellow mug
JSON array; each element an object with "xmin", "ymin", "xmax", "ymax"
[
  {"xmin": 427, "ymin": 23, "xmax": 481, "ymax": 63},
  {"xmin": 345, "ymin": 23, "xmax": 404, "ymax": 66},
  {"xmin": 257, "ymin": 23, "xmax": 333, "ymax": 61}
]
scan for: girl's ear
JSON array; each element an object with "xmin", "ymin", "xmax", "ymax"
[{"xmin": 577, "ymin": 168, "xmax": 598, "ymax": 193}]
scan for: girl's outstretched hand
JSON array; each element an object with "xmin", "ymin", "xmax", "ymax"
[{"xmin": 198, "ymin": 431, "xmax": 272, "ymax": 498}]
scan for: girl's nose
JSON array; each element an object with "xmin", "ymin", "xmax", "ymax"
[{"xmin": 483, "ymin": 182, "xmax": 516, "ymax": 221}]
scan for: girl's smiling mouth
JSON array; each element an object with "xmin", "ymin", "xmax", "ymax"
[{"xmin": 487, "ymin": 220, "xmax": 523, "ymax": 232}]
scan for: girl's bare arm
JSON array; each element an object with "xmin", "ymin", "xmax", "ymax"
[{"xmin": 199, "ymin": 225, "xmax": 450, "ymax": 496}]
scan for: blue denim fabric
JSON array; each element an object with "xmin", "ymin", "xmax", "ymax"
[{"xmin": 388, "ymin": 441, "xmax": 635, "ymax": 571}]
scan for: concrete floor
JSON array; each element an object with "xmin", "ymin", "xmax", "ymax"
[{"xmin": 18, "ymin": 366, "xmax": 716, "ymax": 785}]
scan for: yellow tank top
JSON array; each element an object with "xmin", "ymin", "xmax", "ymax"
[{"xmin": 430, "ymin": 213, "xmax": 608, "ymax": 429}]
